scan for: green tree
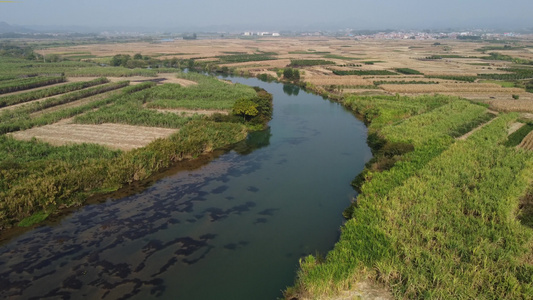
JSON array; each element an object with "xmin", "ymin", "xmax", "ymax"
[
  {"xmin": 133, "ymin": 53, "xmax": 143, "ymax": 60},
  {"xmin": 233, "ymin": 98, "xmax": 258, "ymax": 121}
]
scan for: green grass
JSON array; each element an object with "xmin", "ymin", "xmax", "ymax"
[
  {"xmin": 425, "ymin": 75, "xmax": 477, "ymax": 82},
  {"xmin": 504, "ymin": 123, "xmax": 533, "ymax": 147},
  {"xmin": 145, "ymin": 72, "xmax": 257, "ymax": 110},
  {"xmin": 479, "ymin": 80, "xmax": 517, "ymax": 88},
  {"xmin": 395, "ymin": 68, "xmax": 423, "ymax": 75},
  {"xmin": 289, "ymin": 112, "xmax": 533, "ymax": 299},
  {"xmin": 289, "ymin": 59, "xmax": 335, "ymax": 67}
]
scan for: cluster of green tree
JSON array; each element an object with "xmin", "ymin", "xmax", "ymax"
[
  {"xmin": 283, "ymin": 68, "xmax": 300, "ymax": 81},
  {"xmin": 0, "ymin": 76, "xmax": 66, "ymax": 94},
  {"xmin": 394, "ymin": 68, "xmax": 423, "ymax": 75},
  {"xmin": 287, "ymin": 94, "xmax": 533, "ymax": 299},
  {"xmin": 332, "ymin": 70, "xmax": 397, "ymax": 76},
  {"xmin": 289, "ymin": 59, "xmax": 335, "ymax": 67},
  {"xmin": 232, "ymin": 87, "xmax": 273, "ymax": 127},
  {"xmin": 0, "ymin": 77, "xmax": 109, "ymax": 108}
]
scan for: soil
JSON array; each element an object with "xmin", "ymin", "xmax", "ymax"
[{"xmin": 9, "ymin": 122, "xmax": 178, "ymax": 151}]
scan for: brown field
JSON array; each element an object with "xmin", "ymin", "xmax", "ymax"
[
  {"xmin": 518, "ymin": 130, "xmax": 533, "ymax": 150},
  {"xmin": 8, "ymin": 122, "xmax": 178, "ymax": 151},
  {"xmin": 380, "ymin": 83, "xmax": 525, "ymax": 94}
]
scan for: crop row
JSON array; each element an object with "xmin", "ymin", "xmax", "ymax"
[
  {"xmin": 0, "ymin": 81, "xmax": 130, "ymax": 134},
  {"xmin": 333, "ymin": 70, "xmax": 397, "ymax": 76},
  {"xmin": 0, "ymin": 77, "xmax": 109, "ymax": 108},
  {"xmin": 0, "ymin": 76, "xmax": 66, "ymax": 94},
  {"xmin": 289, "ymin": 59, "xmax": 335, "ymax": 67}
]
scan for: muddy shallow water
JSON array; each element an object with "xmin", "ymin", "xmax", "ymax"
[{"xmin": 0, "ymin": 76, "xmax": 371, "ymax": 299}]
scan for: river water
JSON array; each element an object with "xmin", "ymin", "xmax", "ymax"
[{"xmin": 0, "ymin": 77, "xmax": 371, "ymax": 299}]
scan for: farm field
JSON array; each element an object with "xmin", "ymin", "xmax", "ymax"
[
  {"xmin": 1, "ymin": 36, "xmax": 533, "ymax": 299},
  {"xmin": 0, "ymin": 44, "xmax": 272, "ymax": 230},
  {"xmin": 45, "ymin": 36, "xmax": 533, "ymax": 112}
]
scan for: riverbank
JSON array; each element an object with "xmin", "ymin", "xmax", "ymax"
[
  {"xmin": 285, "ymin": 93, "xmax": 533, "ymax": 299},
  {"xmin": 0, "ymin": 70, "xmax": 272, "ymax": 231}
]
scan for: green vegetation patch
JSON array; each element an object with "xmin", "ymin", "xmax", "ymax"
[
  {"xmin": 0, "ymin": 77, "xmax": 109, "ymax": 108},
  {"xmin": 394, "ymin": 68, "xmax": 422, "ymax": 75},
  {"xmin": 504, "ymin": 123, "xmax": 533, "ymax": 147},
  {"xmin": 216, "ymin": 52, "xmax": 277, "ymax": 63},
  {"xmin": 380, "ymin": 100, "xmax": 488, "ymax": 146},
  {"xmin": 289, "ymin": 59, "xmax": 335, "ymax": 67},
  {"xmin": 289, "ymin": 112, "xmax": 533, "ymax": 299},
  {"xmin": 333, "ymin": 70, "xmax": 397, "ymax": 76},
  {"xmin": 373, "ymin": 80, "xmax": 438, "ymax": 86},
  {"xmin": 479, "ymin": 80, "xmax": 517, "ymax": 88},
  {"xmin": 145, "ymin": 72, "xmax": 257, "ymax": 111},
  {"xmin": 425, "ymin": 75, "xmax": 477, "ymax": 82},
  {"xmin": 0, "ymin": 75, "xmax": 66, "ymax": 94},
  {"xmin": 479, "ymin": 68, "xmax": 533, "ymax": 81}
]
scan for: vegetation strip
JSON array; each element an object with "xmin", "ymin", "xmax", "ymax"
[
  {"xmin": 0, "ymin": 77, "xmax": 109, "ymax": 108},
  {"xmin": 287, "ymin": 94, "xmax": 533, "ymax": 299},
  {"xmin": 0, "ymin": 76, "xmax": 66, "ymax": 94}
]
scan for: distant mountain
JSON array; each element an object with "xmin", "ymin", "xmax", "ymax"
[{"xmin": 0, "ymin": 21, "xmax": 34, "ymax": 33}]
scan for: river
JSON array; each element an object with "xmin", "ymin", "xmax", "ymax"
[{"xmin": 0, "ymin": 76, "xmax": 371, "ymax": 299}]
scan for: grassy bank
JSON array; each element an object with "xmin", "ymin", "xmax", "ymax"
[
  {"xmin": 287, "ymin": 94, "xmax": 533, "ymax": 299},
  {"xmin": 0, "ymin": 52, "xmax": 273, "ymax": 230}
]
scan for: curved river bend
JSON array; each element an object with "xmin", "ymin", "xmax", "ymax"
[{"xmin": 0, "ymin": 77, "xmax": 371, "ymax": 299}]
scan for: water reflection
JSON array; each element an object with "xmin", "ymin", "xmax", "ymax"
[
  {"xmin": 233, "ymin": 127, "xmax": 272, "ymax": 155},
  {"xmin": 282, "ymin": 84, "xmax": 300, "ymax": 96}
]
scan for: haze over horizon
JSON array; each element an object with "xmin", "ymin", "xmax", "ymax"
[{"xmin": 0, "ymin": 0, "xmax": 532, "ymax": 32}]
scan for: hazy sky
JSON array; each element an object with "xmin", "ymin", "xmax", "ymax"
[{"xmin": 0, "ymin": 0, "xmax": 531, "ymax": 31}]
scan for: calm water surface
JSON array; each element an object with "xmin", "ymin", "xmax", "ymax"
[{"xmin": 0, "ymin": 77, "xmax": 371, "ymax": 299}]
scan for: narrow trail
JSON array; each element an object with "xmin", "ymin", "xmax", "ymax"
[{"xmin": 456, "ymin": 110, "xmax": 498, "ymax": 141}]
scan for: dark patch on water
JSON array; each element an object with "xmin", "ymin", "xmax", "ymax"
[
  {"xmin": 254, "ymin": 218, "xmax": 268, "ymax": 224},
  {"xmin": 247, "ymin": 186, "xmax": 260, "ymax": 193},
  {"xmin": 211, "ymin": 185, "xmax": 229, "ymax": 194},
  {"xmin": 258, "ymin": 208, "xmax": 279, "ymax": 216}
]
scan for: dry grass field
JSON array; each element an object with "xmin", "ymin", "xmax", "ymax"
[
  {"xmin": 8, "ymin": 121, "xmax": 178, "ymax": 150},
  {"xmin": 518, "ymin": 130, "xmax": 533, "ymax": 150},
  {"xmin": 14, "ymin": 36, "xmax": 532, "ymax": 149}
]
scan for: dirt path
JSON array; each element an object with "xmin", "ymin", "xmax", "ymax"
[
  {"xmin": 9, "ymin": 122, "xmax": 179, "ymax": 151},
  {"xmin": 298, "ymin": 281, "xmax": 393, "ymax": 300},
  {"xmin": 456, "ymin": 110, "xmax": 499, "ymax": 141}
]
